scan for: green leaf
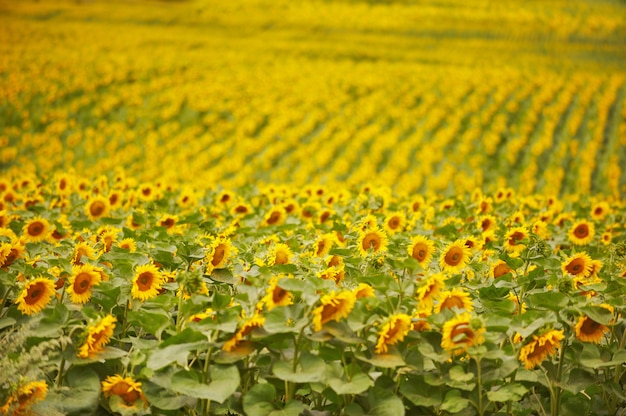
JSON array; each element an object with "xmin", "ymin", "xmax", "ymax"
[
  {"xmin": 264, "ymin": 304, "xmax": 308, "ymax": 334},
  {"xmin": 243, "ymin": 383, "xmax": 277, "ymax": 416},
  {"xmin": 46, "ymin": 366, "xmax": 100, "ymax": 415},
  {"xmin": 273, "ymin": 352, "xmax": 325, "ymax": 383},
  {"xmin": 440, "ymin": 389, "xmax": 470, "ymax": 413},
  {"xmin": 449, "ymin": 365, "xmax": 474, "ymax": 382},
  {"xmin": 209, "ymin": 268, "xmax": 237, "ymax": 284},
  {"xmin": 170, "ymin": 365, "xmax": 240, "ymax": 403},
  {"xmin": 527, "ymin": 291, "xmax": 569, "ymax": 311},
  {"xmin": 0, "ymin": 317, "xmax": 16, "ymax": 331},
  {"xmin": 486, "ymin": 383, "xmax": 528, "ymax": 402},
  {"xmin": 269, "ymin": 400, "xmax": 306, "ymax": 416},
  {"xmin": 354, "ymin": 351, "xmax": 405, "ymax": 368},
  {"xmin": 146, "ymin": 330, "xmax": 207, "ymax": 370},
  {"xmin": 368, "ymin": 387, "xmax": 405, "ymax": 416},
  {"xmin": 578, "ymin": 305, "xmax": 614, "ymax": 326},
  {"xmin": 326, "ymin": 364, "xmax": 373, "ymax": 395},
  {"xmin": 562, "ymin": 368, "xmax": 596, "ymax": 394},
  {"xmin": 399, "ymin": 375, "xmax": 442, "ymax": 407},
  {"xmin": 128, "ymin": 308, "xmax": 172, "ymax": 340},
  {"xmin": 142, "ymin": 380, "xmax": 196, "ymax": 410}
]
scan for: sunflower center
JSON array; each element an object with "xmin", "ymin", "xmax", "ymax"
[
  {"xmin": 508, "ymin": 232, "xmax": 524, "ymax": 245},
  {"xmin": 28, "ymin": 222, "xmax": 44, "ymax": 236},
  {"xmin": 362, "ymin": 233, "xmax": 381, "ymax": 251},
  {"xmin": 220, "ymin": 194, "xmax": 230, "ymax": 203},
  {"xmin": 320, "ymin": 211, "xmax": 331, "ymax": 223},
  {"xmin": 450, "ymin": 323, "xmax": 474, "ymax": 345},
  {"xmin": 328, "ymin": 255, "xmax": 341, "ymax": 267},
  {"xmin": 284, "ymin": 204, "xmax": 295, "ymax": 214},
  {"xmin": 594, "ymin": 207, "xmax": 603, "ymax": 216},
  {"xmin": 440, "ymin": 296, "xmax": 465, "ymax": 311},
  {"xmin": 212, "ymin": 245, "xmax": 226, "ymax": 266},
  {"xmin": 109, "ymin": 194, "xmax": 118, "ymax": 205},
  {"xmin": 137, "ymin": 272, "xmax": 153, "ymax": 290},
  {"xmin": 59, "ymin": 179, "xmax": 67, "ymax": 190},
  {"xmin": 90, "ymin": 201, "xmax": 105, "ymax": 217},
  {"xmin": 412, "ymin": 244, "xmax": 428, "ymax": 261},
  {"xmin": 493, "ymin": 263, "xmax": 511, "ymax": 278},
  {"xmin": 272, "ymin": 286, "xmax": 287, "ymax": 304},
  {"xmin": 142, "ymin": 188, "xmax": 151, "ymax": 196},
  {"xmin": 316, "ymin": 241, "xmax": 326, "ymax": 256},
  {"xmin": 320, "ymin": 304, "xmax": 339, "ymax": 324},
  {"xmin": 445, "ymin": 247, "xmax": 463, "ymax": 266},
  {"xmin": 274, "ymin": 251, "xmax": 289, "ymax": 265},
  {"xmin": 75, "ymin": 273, "xmax": 92, "ymax": 294},
  {"xmin": 575, "ymin": 224, "xmax": 589, "ymax": 238},
  {"xmin": 235, "ymin": 205, "xmax": 248, "ymax": 214},
  {"xmin": 161, "ymin": 218, "xmax": 175, "ymax": 228},
  {"xmin": 580, "ymin": 318, "xmax": 601, "ymax": 335},
  {"xmin": 266, "ymin": 211, "xmax": 281, "ymax": 225},
  {"xmin": 26, "ymin": 285, "xmax": 43, "ymax": 305},
  {"xmin": 565, "ymin": 258, "xmax": 584, "ymax": 275},
  {"xmin": 388, "ymin": 217, "xmax": 400, "ymax": 229},
  {"xmin": 302, "ymin": 209, "xmax": 313, "ymax": 218}
]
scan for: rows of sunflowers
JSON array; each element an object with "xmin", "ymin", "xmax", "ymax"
[{"xmin": 2, "ymin": 0, "xmax": 626, "ymax": 415}]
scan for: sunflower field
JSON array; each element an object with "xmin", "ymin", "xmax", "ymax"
[{"xmin": 1, "ymin": 0, "xmax": 626, "ymax": 415}]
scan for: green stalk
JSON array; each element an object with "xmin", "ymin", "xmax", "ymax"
[
  {"xmin": 202, "ymin": 346, "xmax": 213, "ymax": 416},
  {"xmin": 553, "ymin": 340, "xmax": 567, "ymax": 416},
  {"xmin": 176, "ymin": 283, "xmax": 186, "ymax": 333},
  {"xmin": 476, "ymin": 356, "xmax": 484, "ymax": 416}
]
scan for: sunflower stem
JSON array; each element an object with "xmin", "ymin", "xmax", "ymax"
[
  {"xmin": 553, "ymin": 339, "xmax": 566, "ymax": 416},
  {"xmin": 55, "ymin": 355, "xmax": 66, "ymax": 387},
  {"xmin": 176, "ymin": 282, "xmax": 185, "ymax": 333},
  {"xmin": 476, "ymin": 356, "xmax": 485, "ymax": 416},
  {"xmin": 202, "ymin": 346, "xmax": 213, "ymax": 416},
  {"xmin": 0, "ymin": 287, "xmax": 12, "ymax": 319}
]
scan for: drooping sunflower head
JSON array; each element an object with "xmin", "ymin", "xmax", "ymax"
[
  {"xmin": 313, "ymin": 233, "xmax": 335, "ymax": 258},
  {"xmin": 441, "ymin": 312, "xmax": 485, "ymax": 356},
  {"xmin": 102, "ymin": 375, "xmax": 146, "ymax": 407},
  {"xmin": 408, "ymin": 235, "xmax": 435, "ymax": 268},
  {"xmin": 357, "ymin": 226, "xmax": 389, "ymax": 257},
  {"xmin": 16, "ymin": 277, "xmax": 56, "ymax": 315},
  {"xmin": 131, "ymin": 263, "xmax": 164, "ymax": 301},
  {"xmin": 575, "ymin": 314, "xmax": 609, "ymax": 344},
  {"xmin": 85, "ymin": 195, "xmax": 111, "ymax": 221},
  {"xmin": 1, "ymin": 380, "xmax": 48, "ymax": 415},
  {"xmin": 312, "ymin": 290, "xmax": 356, "ymax": 332},
  {"xmin": 568, "ymin": 220, "xmax": 595, "ymax": 246},
  {"xmin": 22, "ymin": 217, "xmax": 51, "ymax": 243},
  {"xmin": 518, "ymin": 329, "xmax": 564, "ymax": 370},
  {"xmin": 439, "ymin": 240, "xmax": 471, "ymax": 274},
  {"xmin": 491, "ymin": 259, "xmax": 513, "ymax": 279},
  {"xmin": 435, "ymin": 288, "xmax": 474, "ymax": 313},
  {"xmin": 78, "ymin": 314, "xmax": 117, "ymax": 359},
  {"xmin": 353, "ymin": 283, "xmax": 375, "ymax": 299},
  {"xmin": 415, "ymin": 273, "xmax": 445, "ymax": 308},
  {"xmin": 375, "ymin": 313, "xmax": 412, "ymax": 354},
  {"xmin": 561, "ymin": 252, "xmax": 593, "ymax": 278}
]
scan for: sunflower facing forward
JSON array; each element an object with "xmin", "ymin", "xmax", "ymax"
[
  {"xmin": 408, "ymin": 235, "xmax": 435, "ymax": 268},
  {"xmin": 357, "ymin": 226, "xmax": 389, "ymax": 257},
  {"xmin": 132, "ymin": 263, "xmax": 164, "ymax": 301},
  {"xmin": 568, "ymin": 220, "xmax": 595, "ymax": 246},
  {"xmin": 439, "ymin": 240, "xmax": 471, "ymax": 274},
  {"xmin": 67, "ymin": 263, "xmax": 102, "ymax": 304},
  {"xmin": 16, "ymin": 277, "xmax": 56, "ymax": 315}
]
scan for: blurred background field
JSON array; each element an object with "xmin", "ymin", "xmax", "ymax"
[{"xmin": 1, "ymin": 0, "xmax": 626, "ymax": 197}]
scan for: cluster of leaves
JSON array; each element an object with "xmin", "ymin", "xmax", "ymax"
[{"xmin": 0, "ymin": 173, "xmax": 625, "ymax": 415}]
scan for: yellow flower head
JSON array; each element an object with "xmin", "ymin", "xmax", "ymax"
[
  {"xmin": 16, "ymin": 277, "xmax": 56, "ymax": 315},
  {"xmin": 312, "ymin": 290, "xmax": 356, "ymax": 332},
  {"xmin": 132, "ymin": 263, "xmax": 164, "ymax": 301},
  {"xmin": 353, "ymin": 283, "xmax": 375, "ymax": 299},
  {"xmin": 408, "ymin": 235, "xmax": 435, "ymax": 268},
  {"xmin": 435, "ymin": 288, "xmax": 473, "ymax": 313},
  {"xmin": 519, "ymin": 329, "xmax": 564, "ymax": 370},
  {"xmin": 85, "ymin": 195, "xmax": 111, "ymax": 221},
  {"xmin": 0, "ymin": 380, "xmax": 48, "ymax": 415},
  {"xmin": 375, "ymin": 313, "xmax": 412, "ymax": 354},
  {"xmin": 102, "ymin": 375, "xmax": 146, "ymax": 407},
  {"xmin": 439, "ymin": 240, "xmax": 471, "ymax": 274},
  {"xmin": 223, "ymin": 313, "xmax": 265, "ymax": 352},
  {"xmin": 441, "ymin": 312, "xmax": 485, "ymax": 356},
  {"xmin": 416, "ymin": 273, "xmax": 445, "ymax": 309},
  {"xmin": 568, "ymin": 220, "xmax": 595, "ymax": 246},
  {"xmin": 357, "ymin": 226, "xmax": 388, "ymax": 257},
  {"xmin": 22, "ymin": 217, "xmax": 51, "ymax": 243},
  {"xmin": 78, "ymin": 314, "xmax": 117, "ymax": 358},
  {"xmin": 67, "ymin": 263, "xmax": 102, "ymax": 304},
  {"xmin": 261, "ymin": 277, "xmax": 294, "ymax": 311},
  {"xmin": 561, "ymin": 252, "xmax": 593, "ymax": 278},
  {"xmin": 504, "ymin": 226, "xmax": 528, "ymax": 256},
  {"xmin": 267, "ymin": 242, "xmax": 293, "ymax": 266}
]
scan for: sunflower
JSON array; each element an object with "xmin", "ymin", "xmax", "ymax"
[
  {"xmin": 108, "ymin": 190, "xmax": 123, "ymax": 209},
  {"xmin": 98, "ymin": 228, "xmax": 118, "ymax": 253},
  {"xmin": 22, "ymin": 217, "xmax": 51, "ymax": 243},
  {"xmin": 439, "ymin": 240, "xmax": 471, "ymax": 274},
  {"xmin": 353, "ymin": 283, "xmax": 375, "ymax": 299},
  {"xmin": 408, "ymin": 235, "xmax": 435, "ymax": 268},
  {"xmin": 230, "ymin": 201, "xmax": 253, "ymax": 216},
  {"xmin": 66, "ymin": 264, "xmax": 102, "ymax": 304},
  {"xmin": 16, "ymin": 277, "xmax": 55, "ymax": 315},
  {"xmin": 441, "ymin": 313, "xmax": 485, "ymax": 356},
  {"xmin": 375, "ymin": 313, "xmax": 412, "ymax": 354},
  {"xmin": 575, "ymin": 314, "xmax": 610, "ymax": 344},
  {"xmin": 383, "ymin": 212, "xmax": 406, "ymax": 235},
  {"xmin": 504, "ymin": 226, "xmax": 528, "ymax": 256},
  {"xmin": 411, "ymin": 308, "xmax": 432, "ymax": 332},
  {"xmin": 132, "ymin": 263, "xmax": 164, "ymax": 301},
  {"xmin": 157, "ymin": 214, "xmax": 178, "ymax": 233},
  {"xmin": 72, "ymin": 241, "xmax": 96, "ymax": 265},
  {"xmin": 188, "ymin": 308, "xmax": 216, "ymax": 324},
  {"xmin": 260, "ymin": 277, "xmax": 293, "ymax": 311},
  {"xmin": 568, "ymin": 220, "xmax": 595, "ymax": 246},
  {"xmin": 313, "ymin": 233, "xmax": 335, "ymax": 258},
  {"xmin": 312, "ymin": 290, "xmax": 356, "ymax": 332},
  {"xmin": 601, "ymin": 230, "xmax": 612, "ymax": 246},
  {"xmin": 223, "ymin": 313, "xmax": 265, "ymax": 352},
  {"xmin": 357, "ymin": 226, "xmax": 388, "ymax": 257},
  {"xmin": 263, "ymin": 206, "xmax": 286, "ymax": 227},
  {"xmin": 77, "ymin": 314, "xmax": 117, "ymax": 358},
  {"xmin": 102, "ymin": 375, "xmax": 147, "ymax": 408},
  {"xmin": 435, "ymin": 288, "xmax": 473, "ymax": 313},
  {"xmin": 0, "ymin": 380, "xmax": 48, "ymax": 415},
  {"xmin": 205, "ymin": 236, "xmax": 234, "ymax": 273},
  {"xmin": 518, "ymin": 329, "xmax": 565, "ymax": 370},
  {"xmin": 561, "ymin": 252, "xmax": 593, "ymax": 278},
  {"xmin": 85, "ymin": 195, "xmax": 110, "ymax": 221},
  {"xmin": 415, "ymin": 273, "xmax": 445, "ymax": 309},
  {"xmin": 590, "ymin": 201, "xmax": 610, "ymax": 221},
  {"xmin": 531, "ymin": 220, "xmax": 549, "ymax": 239},
  {"xmin": 491, "ymin": 260, "xmax": 512, "ymax": 279},
  {"xmin": 267, "ymin": 242, "xmax": 293, "ymax": 266},
  {"xmin": 118, "ymin": 238, "xmax": 137, "ymax": 252},
  {"xmin": 0, "ymin": 240, "xmax": 24, "ymax": 269}
]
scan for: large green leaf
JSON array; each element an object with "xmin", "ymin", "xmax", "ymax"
[
  {"xmin": 46, "ymin": 366, "xmax": 100, "ymax": 415},
  {"xmin": 170, "ymin": 365, "xmax": 240, "ymax": 403},
  {"xmin": 273, "ymin": 352, "xmax": 326, "ymax": 383},
  {"xmin": 440, "ymin": 389, "xmax": 470, "ymax": 413},
  {"xmin": 142, "ymin": 380, "xmax": 196, "ymax": 410},
  {"xmin": 486, "ymin": 383, "xmax": 528, "ymax": 402},
  {"xmin": 243, "ymin": 383, "xmax": 277, "ymax": 416},
  {"xmin": 368, "ymin": 387, "xmax": 405, "ymax": 416}
]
